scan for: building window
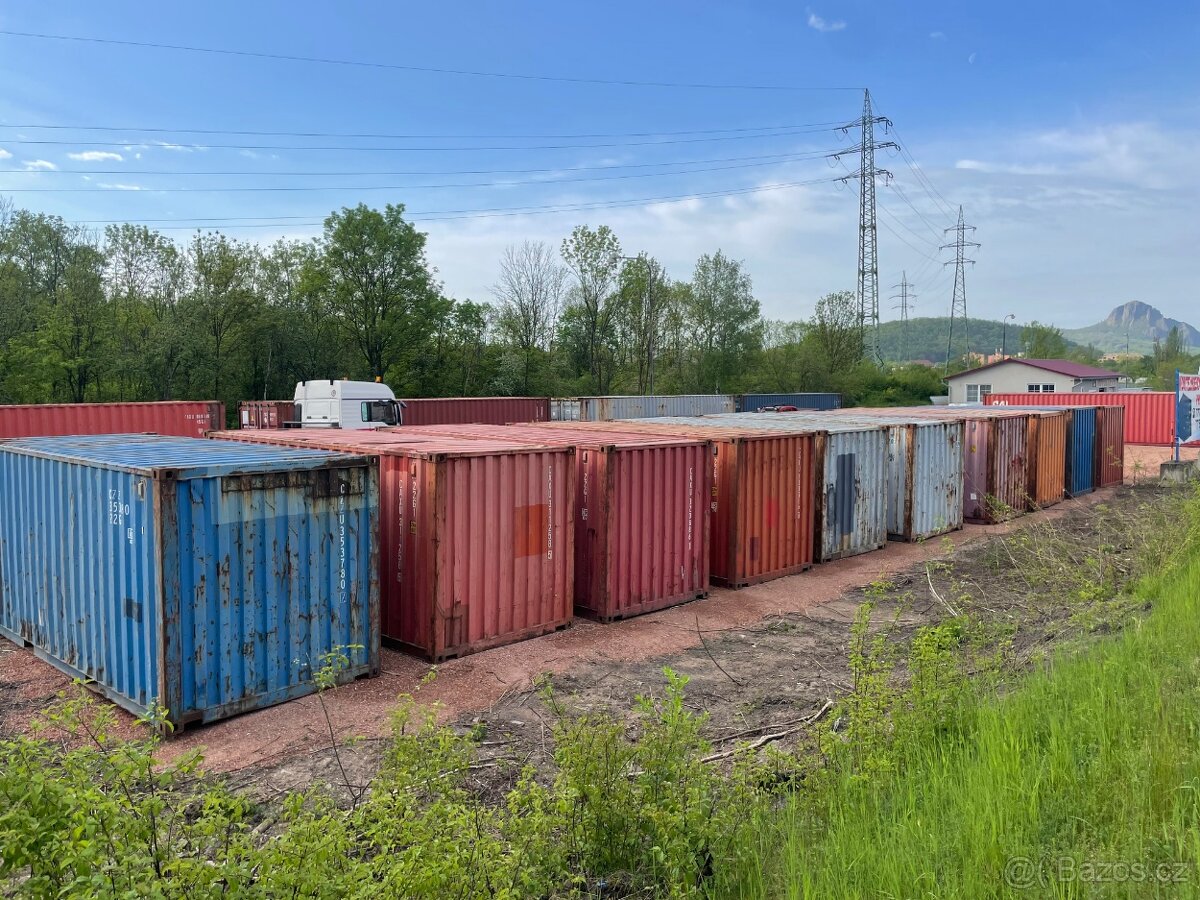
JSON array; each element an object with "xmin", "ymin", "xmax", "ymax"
[
  {"xmin": 1042, "ymin": 384, "xmax": 1055, "ymax": 393},
  {"xmin": 966, "ymin": 384, "xmax": 993, "ymax": 403},
  {"xmin": 1028, "ymin": 384, "xmax": 1041, "ymax": 393}
]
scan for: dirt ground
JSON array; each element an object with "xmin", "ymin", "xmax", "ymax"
[
  {"xmin": 0, "ymin": 443, "xmax": 1190, "ymax": 801},
  {"xmin": 1126, "ymin": 443, "xmax": 1198, "ymax": 481}
]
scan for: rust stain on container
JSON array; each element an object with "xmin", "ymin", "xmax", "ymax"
[
  {"xmin": 0, "ymin": 401, "xmax": 225, "ymax": 439},
  {"xmin": 210, "ymin": 429, "xmax": 573, "ymax": 660},
  {"xmin": 537, "ymin": 420, "xmax": 814, "ymax": 589},
  {"xmin": 1095, "ymin": 406, "xmax": 1126, "ymax": 487},
  {"xmin": 394, "ymin": 423, "xmax": 711, "ymax": 622}
]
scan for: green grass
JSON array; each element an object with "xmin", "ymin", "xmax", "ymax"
[{"xmin": 726, "ymin": 551, "xmax": 1200, "ymax": 897}]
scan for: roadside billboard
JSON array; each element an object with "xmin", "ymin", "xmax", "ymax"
[{"xmin": 1177, "ymin": 371, "xmax": 1200, "ymax": 448}]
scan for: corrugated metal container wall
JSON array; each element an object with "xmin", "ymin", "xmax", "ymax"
[
  {"xmin": 1096, "ymin": 406, "xmax": 1126, "ymax": 486},
  {"xmin": 887, "ymin": 421, "xmax": 964, "ymax": 541},
  {"xmin": 0, "ymin": 401, "xmax": 225, "ymax": 439},
  {"xmin": 398, "ymin": 397, "xmax": 551, "ymax": 426},
  {"xmin": 1025, "ymin": 411, "xmax": 1068, "ymax": 508},
  {"xmin": 396, "ymin": 423, "xmax": 711, "ymax": 620},
  {"xmin": 238, "ymin": 400, "xmax": 296, "ymax": 429},
  {"xmin": 211, "ymin": 429, "xmax": 573, "ymax": 660},
  {"xmin": 985, "ymin": 392, "xmax": 1174, "ymax": 445},
  {"xmin": 0, "ymin": 435, "xmax": 379, "ymax": 729},
  {"xmin": 550, "ymin": 399, "xmax": 581, "ymax": 421},
  {"xmin": 962, "ymin": 415, "xmax": 1030, "ymax": 523},
  {"xmin": 577, "ymin": 395, "xmax": 736, "ymax": 421},
  {"xmin": 736, "ymin": 393, "xmax": 842, "ymax": 412},
  {"xmin": 1066, "ymin": 408, "xmax": 1097, "ymax": 496},
  {"xmin": 543, "ymin": 420, "xmax": 815, "ymax": 588},
  {"xmin": 687, "ymin": 415, "xmax": 887, "ymax": 561}
]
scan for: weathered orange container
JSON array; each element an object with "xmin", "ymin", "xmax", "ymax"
[
  {"xmin": 238, "ymin": 400, "xmax": 296, "ymax": 429},
  {"xmin": 1024, "ymin": 410, "xmax": 1068, "ymax": 509},
  {"xmin": 395, "ymin": 424, "xmax": 711, "ymax": 620},
  {"xmin": 210, "ymin": 429, "xmax": 574, "ymax": 660},
  {"xmin": 1096, "ymin": 406, "xmax": 1126, "ymax": 486},
  {"xmin": 541, "ymin": 420, "xmax": 815, "ymax": 588},
  {"xmin": 0, "ymin": 401, "xmax": 225, "ymax": 439}
]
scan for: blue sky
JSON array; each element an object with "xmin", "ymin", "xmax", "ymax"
[{"xmin": 1, "ymin": 0, "xmax": 1197, "ymax": 331}]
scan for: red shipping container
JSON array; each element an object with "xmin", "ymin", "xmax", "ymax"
[
  {"xmin": 1096, "ymin": 406, "xmax": 1126, "ymax": 487},
  {"xmin": 0, "ymin": 401, "xmax": 224, "ymax": 439},
  {"xmin": 986, "ymin": 392, "xmax": 1174, "ymax": 446},
  {"xmin": 396, "ymin": 424, "xmax": 711, "ymax": 620},
  {"xmin": 398, "ymin": 397, "xmax": 551, "ymax": 426},
  {"xmin": 238, "ymin": 400, "xmax": 296, "ymax": 429},
  {"xmin": 539, "ymin": 420, "xmax": 816, "ymax": 589},
  {"xmin": 210, "ymin": 428, "xmax": 574, "ymax": 660}
]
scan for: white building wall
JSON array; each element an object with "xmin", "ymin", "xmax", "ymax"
[{"xmin": 946, "ymin": 362, "xmax": 1120, "ymax": 403}]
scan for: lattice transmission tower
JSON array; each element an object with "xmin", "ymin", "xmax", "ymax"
[
  {"xmin": 942, "ymin": 205, "xmax": 979, "ymax": 369},
  {"xmin": 890, "ymin": 271, "xmax": 915, "ymax": 362}
]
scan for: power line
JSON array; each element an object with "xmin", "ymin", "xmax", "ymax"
[
  {"xmin": 0, "ymin": 29, "xmax": 863, "ymax": 92},
  {"xmin": 0, "ymin": 119, "xmax": 855, "ymax": 140},
  {"xmin": 884, "ymin": 181, "xmax": 944, "ymax": 240},
  {"xmin": 61, "ymin": 173, "xmax": 850, "ymax": 228},
  {"xmin": 0, "ymin": 146, "xmax": 854, "ymax": 182},
  {"xmin": 0, "ymin": 124, "xmax": 852, "ymax": 153}
]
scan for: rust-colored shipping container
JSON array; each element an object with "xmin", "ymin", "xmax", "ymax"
[
  {"xmin": 398, "ymin": 396, "xmax": 551, "ymax": 426},
  {"xmin": 541, "ymin": 420, "xmax": 815, "ymax": 588},
  {"xmin": 0, "ymin": 401, "xmax": 225, "ymax": 439},
  {"xmin": 985, "ymin": 392, "xmax": 1173, "ymax": 446},
  {"xmin": 238, "ymin": 400, "xmax": 296, "ymax": 429},
  {"xmin": 1096, "ymin": 405, "xmax": 1126, "ymax": 487},
  {"xmin": 1024, "ymin": 410, "xmax": 1068, "ymax": 509},
  {"xmin": 395, "ymin": 423, "xmax": 711, "ymax": 620},
  {"xmin": 210, "ymin": 428, "xmax": 574, "ymax": 660}
]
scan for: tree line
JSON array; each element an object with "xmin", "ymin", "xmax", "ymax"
[{"xmin": 0, "ymin": 197, "xmax": 955, "ymax": 417}]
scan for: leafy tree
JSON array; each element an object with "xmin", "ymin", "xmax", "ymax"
[
  {"xmin": 810, "ymin": 290, "xmax": 865, "ymax": 373},
  {"xmin": 560, "ymin": 225, "xmax": 622, "ymax": 392},
  {"xmin": 685, "ymin": 250, "xmax": 762, "ymax": 392},
  {"xmin": 1021, "ymin": 321, "xmax": 1069, "ymax": 358},
  {"xmin": 493, "ymin": 241, "xmax": 565, "ymax": 393},
  {"xmin": 316, "ymin": 203, "xmax": 441, "ymax": 380}
]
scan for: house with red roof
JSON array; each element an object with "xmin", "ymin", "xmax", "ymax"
[{"xmin": 944, "ymin": 358, "xmax": 1128, "ymax": 404}]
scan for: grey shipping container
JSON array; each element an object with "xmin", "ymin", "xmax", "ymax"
[
  {"xmin": 698, "ymin": 415, "xmax": 888, "ymax": 562},
  {"xmin": 550, "ymin": 398, "xmax": 581, "ymax": 421},
  {"xmin": 578, "ymin": 395, "xmax": 736, "ymax": 421},
  {"xmin": 736, "ymin": 393, "xmax": 842, "ymax": 412},
  {"xmin": 0, "ymin": 434, "xmax": 380, "ymax": 730}
]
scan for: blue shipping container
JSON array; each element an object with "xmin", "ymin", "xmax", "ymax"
[
  {"xmin": 1067, "ymin": 407, "xmax": 1097, "ymax": 496},
  {"xmin": 737, "ymin": 393, "xmax": 842, "ymax": 412},
  {"xmin": 0, "ymin": 434, "xmax": 379, "ymax": 729}
]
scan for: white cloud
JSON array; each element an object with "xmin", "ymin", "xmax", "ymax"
[
  {"xmin": 155, "ymin": 141, "xmax": 202, "ymax": 152},
  {"xmin": 929, "ymin": 31, "xmax": 946, "ymax": 39},
  {"xmin": 97, "ymin": 182, "xmax": 143, "ymax": 191},
  {"xmin": 22, "ymin": 159, "xmax": 57, "ymax": 171},
  {"xmin": 0, "ymin": 148, "xmax": 11, "ymax": 160},
  {"xmin": 67, "ymin": 150, "xmax": 124, "ymax": 162},
  {"xmin": 807, "ymin": 10, "xmax": 846, "ymax": 32},
  {"xmin": 955, "ymin": 159, "xmax": 1059, "ymax": 177}
]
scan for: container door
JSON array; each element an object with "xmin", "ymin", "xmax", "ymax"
[{"xmin": 827, "ymin": 453, "xmax": 856, "ymax": 552}]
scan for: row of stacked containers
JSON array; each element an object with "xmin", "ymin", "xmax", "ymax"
[
  {"xmin": 551, "ymin": 393, "xmax": 842, "ymax": 421},
  {"xmin": 0, "ymin": 399, "xmax": 1126, "ymax": 731}
]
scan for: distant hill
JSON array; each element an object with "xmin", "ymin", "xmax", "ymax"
[
  {"xmin": 1063, "ymin": 302, "xmax": 1200, "ymax": 354},
  {"xmin": 876, "ymin": 316, "xmax": 1063, "ymax": 364}
]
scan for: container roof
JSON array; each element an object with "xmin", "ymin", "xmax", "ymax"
[
  {"xmin": 211, "ymin": 428, "xmax": 568, "ymax": 458},
  {"xmin": 1, "ymin": 433, "xmax": 368, "ymax": 478},
  {"xmin": 946, "ymin": 358, "xmax": 1121, "ymax": 381}
]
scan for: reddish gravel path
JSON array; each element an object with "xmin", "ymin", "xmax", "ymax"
[{"xmin": 3, "ymin": 481, "xmax": 1149, "ymax": 774}]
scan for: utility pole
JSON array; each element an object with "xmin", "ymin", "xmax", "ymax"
[
  {"xmin": 942, "ymin": 205, "xmax": 979, "ymax": 370},
  {"xmin": 890, "ymin": 271, "xmax": 915, "ymax": 362},
  {"xmin": 841, "ymin": 89, "xmax": 893, "ymax": 364}
]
